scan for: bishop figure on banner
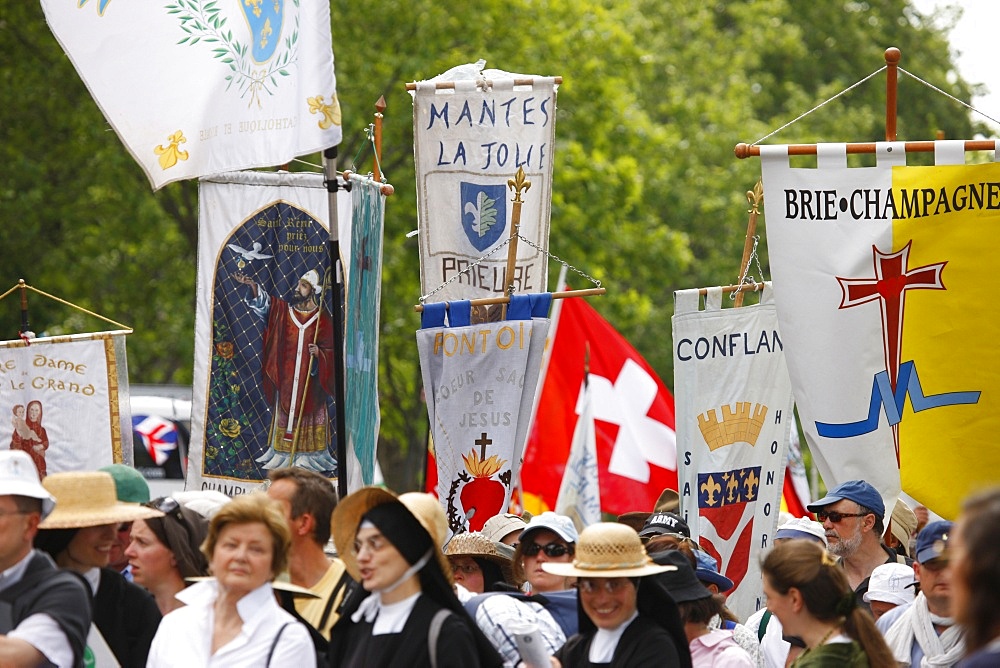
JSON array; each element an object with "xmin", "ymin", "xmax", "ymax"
[{"xmin": 233, "ymin": 269, "xmax": 337, "ymax": 472}]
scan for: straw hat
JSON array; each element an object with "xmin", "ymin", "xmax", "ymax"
[
  {"xmin": 542, "ymin": 522, "xmax": 676, "ymax": 579},
  {"xmin": 889, "ymin": 498, "xmax": 917, "ymax": 551},
  {"xmin": 38, "ymin": 471, "xmax": 164, "ymax": 529},
  {"xmin": 481, "ymin": 513, "xmax": 528, "ymax": 544},
  {"xmin": 446, "ymin": 531, "xmax": 515, "ymax": 584},
  {"xmin": 331, "ymin": 486, "xmax": 451, "ymax": 584}
]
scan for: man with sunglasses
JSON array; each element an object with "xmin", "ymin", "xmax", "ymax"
[{"xmin": 807, "ymin": 479, "xmax": 912, "ymax": 613}]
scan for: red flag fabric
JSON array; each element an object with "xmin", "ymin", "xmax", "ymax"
[
  {"xmin": 522, "ymin": 298, "xmax": 678, "ymax": 516},
  {"xmin": 782, "ymin": 470, "xmax": 809, "ymax": 518}
]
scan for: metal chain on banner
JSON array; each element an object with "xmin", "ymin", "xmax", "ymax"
[
  {"xmin": 419, "ymin": 237, "xmax": 515, "ymax": 303},
  {"xmin": 731, "ymin": 235, "xmax": 766, "ymax": 302},
  {"xmin": 515, "ymin": 234, "xmax": 603, "ymax": 290}
]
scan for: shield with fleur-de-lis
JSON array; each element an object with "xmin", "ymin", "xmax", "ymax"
[
  {"xmin": 460, "ymin": 182, "xmax": 506, "ymax": 252},
  {"xmin": 240, "ymin": 0, "xmax": 285, "ymax": 63},
  {"xmin": 696, "ymin": 466, "xmax": 760, "ymax": 594}
]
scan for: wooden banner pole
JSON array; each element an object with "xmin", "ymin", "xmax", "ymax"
[
  {"xmin": 733, "ymin": 180, "xmax": 764, "ymax": 308},
  {"xmin": 885, "ymin": 47, "xmax": 900, "ymax": 142},
  {"xmin": 500, "ymin": 166, "xmax": 530, "ymax": 319},
  {"xmin": 374, "ymin": 95, "xmax": 386, "ymax": 183}
]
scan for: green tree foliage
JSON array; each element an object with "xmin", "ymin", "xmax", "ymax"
[{"xmin": 0, "ymin": 0, "xmax": 982, "ymax": 489}]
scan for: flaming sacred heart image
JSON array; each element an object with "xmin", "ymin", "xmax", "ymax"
[{"xmin": 460, "ymin": 449, "xmax": 508, "ymax": 532}]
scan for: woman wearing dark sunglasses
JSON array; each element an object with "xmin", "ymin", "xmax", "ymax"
[{"xmin": 512, "ymin": 511, "xmax": 579, "ymax": 594}]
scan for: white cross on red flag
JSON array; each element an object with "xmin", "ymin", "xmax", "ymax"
[{"xmin": 521, "ymin": 298, "xmax": 678, "ymax": 515}]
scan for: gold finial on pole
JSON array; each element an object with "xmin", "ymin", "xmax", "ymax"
[{"xmin": 499, "ymin": 167, "xmax": 532, "ymax": 318}]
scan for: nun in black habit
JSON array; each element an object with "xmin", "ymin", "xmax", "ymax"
[{"xmin": 327, "ymin": 487, "xmax": 502, "ymax": 668}]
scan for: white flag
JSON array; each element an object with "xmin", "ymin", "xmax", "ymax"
[
  {"xmin": 555, "ymin": 375, "xmax": 602, "ymax": 532},
  {"xmin": 42, "ymin": 0, "xmax": 342, "ymax": 189},
  {"xmin": 410, "ymin": 64, "xmax": 558, "ymax": 302},
  {"xmin": 672, "ymin": 284, "xmax": 795, "ymax": 621}
]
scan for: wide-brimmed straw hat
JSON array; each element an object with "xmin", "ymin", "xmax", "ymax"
[
  {"xmin": 331, "ymin": 486, "xmax": 452, "ymax": 584},
  {"xmin": 542, "ymin": 522, "xmax": 676, "ymax": 579},
  {"xmin": 39, "ymin": 471, "xmax": 164, "ymax": 529},
  {"xmin": 446, "ymin": 531, "xmax": 515, "ymax": 584}
]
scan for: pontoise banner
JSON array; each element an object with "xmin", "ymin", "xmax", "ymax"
[
  {"xmin": 418, "ymin": 295, "xmax": 550, "ymax": 539},
  {"xmin": 189, "ymin": 171, "xmax": 350, "ymax": 496},
  {"xmin": 761, "ymin": 142, "xmax": 1000, "ymax": 520},
  {"xmin": 410, "ymin": 65, "xmax": 558, "ymax": 302},
  {"xmin": 41, "ymin": 0, "xmax": 341, "ymax": 190},
  {"xmin": 0, "ymin": 332, "xmax": 132, "ymax": 476},
  {"xmin": 672, "ymin": 285, "xmax": 794, "ymax": 621}
]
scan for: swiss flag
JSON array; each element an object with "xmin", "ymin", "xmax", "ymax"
[{"xmin": 521, "ymin": 298, "xmax": 678, "ymax": 515}]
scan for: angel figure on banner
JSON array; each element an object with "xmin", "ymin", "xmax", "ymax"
[{"xmin": 231, "ymin": 269, "xmax": 338, "ymax": 473}]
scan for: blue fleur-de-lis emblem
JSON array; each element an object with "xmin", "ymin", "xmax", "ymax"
[
  {"xmin": 240, "ymin": 0, "xmax": 285, "ymax": 63},
  {"xmin": 460, "ymin": 182, "xmax": 506, "ymax": 252}
]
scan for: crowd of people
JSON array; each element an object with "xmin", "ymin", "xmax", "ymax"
[{"xmin": 1, "ymin": 448, "xmax": 998, "ymax": 668}]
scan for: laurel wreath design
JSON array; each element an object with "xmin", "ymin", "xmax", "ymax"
[
  {"xmin": 165, "ymin": 0, "xmax": 300, "ymax": 108},
  {"xmin": 445, "ymin": 470, "xmax": 472, "ymax": 535}
]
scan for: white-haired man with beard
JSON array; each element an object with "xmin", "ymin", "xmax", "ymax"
[
  {"xmin": 807, "ymin": 479, "xmax": 911, "ymax": 612},
  {"xmin": 233, "ymin": 268, "xmax": 338, "ymax": 472}
]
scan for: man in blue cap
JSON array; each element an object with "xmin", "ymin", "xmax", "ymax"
[
  {"xmin": 807, "ymin": 479, "xmax": 910, "ymax": 611},
  {"xmin": 879, "ymin": 521, "xmax": 965, "ymax": 666}
]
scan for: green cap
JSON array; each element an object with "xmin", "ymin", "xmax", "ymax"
[{"xmin": 98, "ymin": 464, "xmax": 150, "ymax": 504}]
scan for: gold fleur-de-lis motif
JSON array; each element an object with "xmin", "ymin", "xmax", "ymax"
[
  {"xmin": 507, "ymin": 166, "xmax": 531, "ymax": 203},
  {"xmin": 245, "ymin": 0, "xmax": 262, "ymax": 18},
  {"xmin": 743, "ymin": 469, "xmax": 760, "ymax": 499},
  {"xmin": 701, "ymin": 475, "xmax": 722, "ymax": 507},
  {"xmin": 153, "ymin": 131, "xmax": 189, "ymax": 170},
  {"xmin": 307, "ymin": 94, "xmax": 342, "ymax": 129},
  {"xmin": 260, "ymin": 18, "xmax": 272, "ymax": 49}
]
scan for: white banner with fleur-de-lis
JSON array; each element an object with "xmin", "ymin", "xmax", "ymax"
[
  {"xmin": 672, "ymin": 284, "xmax": 794, "ymax": 622},
  {"xmin": 41, "ymin": 0, "xmax": 341, "ymax": 190},
  {"xmin": 410, "ymin": 64, "xmax": 558, "ymax": 302}
]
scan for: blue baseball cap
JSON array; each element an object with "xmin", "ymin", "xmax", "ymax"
[
  {"xmin": 915, "ymin": 520, "xmax": 953, "ymax": 564},
  {"xmin": 806, "ymin": 480, "xmax": 885, "ymax": 518},
  {"xmin": 694, "ymin": 550, "xmax": 735, "ymax": 592}
]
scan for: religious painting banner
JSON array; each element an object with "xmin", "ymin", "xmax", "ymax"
[
  {"xmin": 41, "ymin": 0, "xmax": 341, "ymax": 189},
  {"xmin": 417, "ymin": 295, "xmax": 550, "ymax": 539},
  {"xmin": 410, "ymin": 64, "xmax": 558, "ymax": 302},
  {"xmin": 189, "ymin": 171, "xmax": 347, "ymax": 496},
  {"xmin": 343, "ymin": 174, "xmax": 386, "ymax": 492},
  {"xmin": 0, "ymin": 331, "xmax": 132, "ymax": 477},
  {"xmin": 762, "ymin": 144, "xmax": 1000, "ymax": 520},
  {"xmin": 672, "ymin": 285, "xmax": 794, "ymax": 621}
]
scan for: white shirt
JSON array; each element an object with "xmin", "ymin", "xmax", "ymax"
[
  {"xmin": 589, "ymin": 611, "xmax": 639, "ymax": 663},
  {"xmin": 146, "ymin": 579, "xmax": 316, "ymax": 667}
]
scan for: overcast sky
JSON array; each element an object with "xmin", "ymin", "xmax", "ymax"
[{"xmin": 912, "ymin": 0, "xmax": 1000, "ymax": 132}]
